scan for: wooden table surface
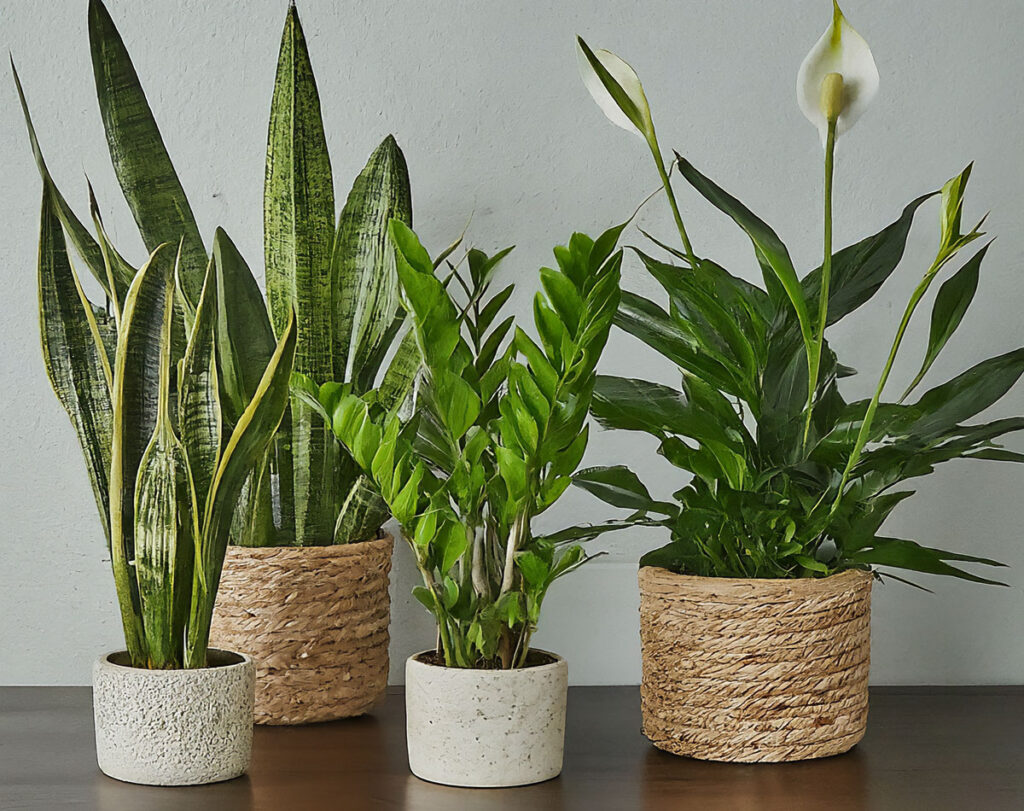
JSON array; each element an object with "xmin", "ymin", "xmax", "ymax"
[{"xmin": 1, "ymin": 686, "xmax": 1021, "ymax": 810}]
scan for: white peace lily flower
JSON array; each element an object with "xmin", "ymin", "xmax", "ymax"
[
  {"xmin": 576, "ymin": 37, "xmax": 653, "ymax": 140},
  {"xmin": 797, "ymin": 1, "xmax": 879, "ymax": 144}
]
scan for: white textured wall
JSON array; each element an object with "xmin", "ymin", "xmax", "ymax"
[{"xmin": 2, "ymin": 0, "xmax": 1022, "ymax": 686}]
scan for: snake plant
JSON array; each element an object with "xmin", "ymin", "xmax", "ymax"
[
  {"xmin": 297, "ymin": 222, "xmax": 623, "ymax": 667},
  {"xmin": 573, "ymin": 6, "xmax": 1023, "ymax": 584},
  {"xmin": 15, "ymin": 0, "xmax": 416, "ymax": 551},
  {"xmin": 38, "ymin": 179, "xmax": 296, "ymax": 668}
]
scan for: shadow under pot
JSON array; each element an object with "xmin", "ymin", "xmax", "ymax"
[
  {"xmin": 405, "ymin": 649, "xmax": 569, "ymax": 788},
  {"xmin": 92, "ymin": 649, "xmax": 254, "ymax": 786},
  {"xmin": 638, "ymin": 567, "xmax": 873, "ymax": 763},
  {"xmin": 209, "ymin": 534, "xmax": 393, "ymax": 725}
]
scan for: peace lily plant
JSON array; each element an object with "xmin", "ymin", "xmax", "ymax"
[{"xmin": 576, "ymin": 2, "xmax": 1022, "ymax": 762}]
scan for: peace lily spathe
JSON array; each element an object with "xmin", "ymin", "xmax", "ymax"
[
  {"xmin": 576, "ymin": 37, "xmax": 653, "ymax": 141},
  {"xmin": 797, "ymin": 1, "xmax": 879, "ymax": 144}
]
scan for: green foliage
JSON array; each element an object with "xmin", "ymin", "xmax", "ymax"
[
  {"xmin": 38, "ymin": 179, "xmax": 297, "ymax": 667},
  {"xmin": 581, "ymin": 159, "xmax": 1018, "ymax": 585},
  {"xmin": 307, "ymin": 220, "xmax": 622, "ymax": 667},
  {"xmin": 17, "ymin": 0, "xmax": 418, "ymax": 549}
]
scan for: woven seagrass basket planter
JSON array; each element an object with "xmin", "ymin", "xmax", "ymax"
[
  {"xmin": 638, "ymin": 566, "xmax": 872, "ymax": 763},
  {"xmin": 209, "ymin": 534, "xmax": 393, "ymax": 725}
]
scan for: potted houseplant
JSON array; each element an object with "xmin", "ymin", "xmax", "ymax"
[
  {"xmin": 575, "ymin": 2, "xmax": 1023, "ymax": 762},
  {"xmin": 35, "ymin": 174, "xmax": 296, "ymax": 784},
  {"xmin": 296, "ymin": 220, "xmax": 622, "ymax": 786},
  {"xmin": 15, "ymin": 0, "xmax": 416, "ymax": 725}
]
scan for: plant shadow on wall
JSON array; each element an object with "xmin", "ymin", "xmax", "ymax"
[{"xmin": 574, "ymin": 4, "xmax": 1023, "ymax": 587}]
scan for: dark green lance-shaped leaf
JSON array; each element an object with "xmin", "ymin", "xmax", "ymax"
[
  {"xmin": 264, "ymin": 1, "xmax": 334, "ymax": 377},
  {"xmin": 902, "ymin": 243, "xmax": 988, "ymax": 399},
  {"xmin": 802, "ymin": 192, "xmax": 937, "ymax": 326},
  {"xmin": 110, "ymin": 247, "xmax": 173, "ymax": 665},
  {"xmin": 188, "ymin": 312, "xmax": 297, "ymax": 666},
  {"xmin": 179, "ymin": 253, "xmax": 222, "ymax": 515},
  {"xmin": 615, "ymin": 291, "xmax": 745, "ymax": 399},
  {"xmin": 212, "ymin": 228, "xmax": 275, "ymax": 425},
  {"xmin": 88, "ymin": 0, "xmax": 207, "ymax": 305},
  {"xmin": 573, "ymin": 465, "xmax": 676, "ymax": 516},
  {"xmin": 848, "ymin": 536, "xmax": 1006, "ymax": 585},
  {"xmin": 13, "ymin": 58, "xmax": 133, "ymax": 300},
  {"xmin": 332, "ymin": 135, "xmax": 412, "ymax": 383},
  {"xmin": 592, "ymin": 375, "xmax": 739, "ymax": 451},
  {"xmin": 37, "ymin": 185, "xmax": 115, "ymax": 543},
  {"xmin": 898, "ymin": 348, "xmax": 1024, "ymax": 441},
  {"xmin": 675, "ymin": 156, "xmax": 812, "ymax": 349},
  {"xmin": 133, "ymin": 267, "xmax": 193, "ymax": 668},
  {"xmin": 376, "ymin": 323, "xmax": 422, "ymax": 412}
]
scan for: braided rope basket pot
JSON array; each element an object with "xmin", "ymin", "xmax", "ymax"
[
  {"xmin": 638, "ymin": 566, "xmax": 872, "ymax": 763},
  {"xmin": 209, "ymin": 535, "xmax": 393, "ymax": 725}
]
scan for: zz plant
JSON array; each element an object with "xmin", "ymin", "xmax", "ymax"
[
  {"xmin": 574, "ymin": 3, "xmax": 1024, "ymax": 584},
  {"xmin": 14, "ymin": 0, "xmax": 415, "ymax": 554},
  {"xmin": 297, "ymin": 222, "xmax": 623, "ymax": 667},
  {"xmin": 37, "ymin": 183, "xmax": 296, "ymax": 668}
]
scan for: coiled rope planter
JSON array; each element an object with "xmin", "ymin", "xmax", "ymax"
[
  {"xmin": 210, "ymin": 535, "xmax": 393, "ymax": 725},
  {"xmin": 639, "ymin": 567, "xmax": 872, "ymax": 762}
]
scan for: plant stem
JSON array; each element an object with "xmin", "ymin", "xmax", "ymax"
[
  {"xmin": 830, "ymin": 257, "xmax": 944, "ymax": 514},
  {"xmin": 499, "ymin": 511, "xmax": 528, "ymax": 595},
  {"xmin": 803, "ymin": 120, "xmax": 837, "ymax": 449},
  {"xmin": 648, "ymin": 134, "xmax": 696, "ymax": 267}
]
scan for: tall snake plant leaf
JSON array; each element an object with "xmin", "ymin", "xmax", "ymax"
[
  {"xmin": 188, "ymin": 311, "xmax": 297, "ymax": 665},
  {"xmin": 264, "ymin": 1, "xmax": 334, "ymax": 372},
  {"xmin": 133, "ymin": 264, "xmax": 195, "ymax": 668},
  {"xmin": 110, "ymin": 247, "xmax": 173, "ymax": 663},
  {"xmin": 88, "ymin": 0, "xmax": 207, "ymax": 307},
  {"xmin": 13, "ymin": 59, "xmax": 133, "ymax": 300},
  {"xmin": 332, "ymin": 135, "xmax": 413, "ymax": 383},
  {"xmin": 264, "ymin": 2, "xmax": 337, "ymax": 546},
  {"xmin": 37, "ymin": 184, "xmax": 115, "ymax": 543}
]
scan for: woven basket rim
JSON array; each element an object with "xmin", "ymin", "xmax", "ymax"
[
  {"xmin": 639, "ymin": 565, "xmax": 872, "ymax": 594},
  {"xmin": 225, "ymin": 532, "xmax": 394, "ymax": 560}
]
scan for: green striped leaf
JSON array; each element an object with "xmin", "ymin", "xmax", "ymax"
[
  {"xmin": 262, "ymin": 2, "xmax": 336, "ymax": 547},
  {"xmin": 179, "ymin": 252, "xmax": 222, "ymax": 516},
  {"xmin": 263, "ymin": 1, "xmax": 334, "ymax": 376},
  {"xmin": 133, "ymin": 269, "xmax": 194, "ymax": 668},
  {"xmin": 88, "ymin": 0, "xmax": 207, "ymax": 306},
  {"xmin": 211, "ymin": 228, "xmax": 275, "ymax": 425},
  {"xmin": 188, "ymin": 311, "xmax": 297, "ymax": 665},
  {"xmin": 332, "ymin": 135, "xmax": 412, "ymax": 382},
  {"xmin": 13, "ymin": 58, "xmax": 133, "ymax": 300},
  {"xmin": 37, "ymin": 184, "xmax": 115, "ymax": 544},
  {"xmin": 110, "ymin": 247, "xmax": 174, "ymax": 665}
]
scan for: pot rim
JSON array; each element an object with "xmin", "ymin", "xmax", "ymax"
[
  {"xmin": 639, "ymin": 565, "xmax": 872, "ymax": 588},
  {"xmin": 96, "ymin": 648, "xmax": 253, "ymax": 674},
  {"xmin": 407, "ymin": 648, "xmax": 565, "ymax": 675},
  {"xmin": 223, "ymin": 532, "xmax": 394, "ymax": 559}
]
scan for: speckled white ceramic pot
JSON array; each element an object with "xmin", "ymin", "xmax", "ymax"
[
  {"xmin": 405, "ymin": 649, "xmax": 568, "ymax": 788},
  {"xmin": 92, "ymin": 649, "xmax": 254, "ymax": 786}
]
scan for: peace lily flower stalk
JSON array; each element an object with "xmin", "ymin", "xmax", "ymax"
[
  {"xmin": 577, "ymin": 37, "xmax": 696, "ymax": 266},
  {"xmin": 797, "ymin": 1, "xmax": 879, "ymax": 445}
]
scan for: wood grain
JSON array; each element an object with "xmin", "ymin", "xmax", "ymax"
[{"xmin": 1, "ymin": 686, "xmax": 1021, "ymax": 810}]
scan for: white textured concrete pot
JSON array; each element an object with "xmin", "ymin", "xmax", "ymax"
[
  {"xmin": 92, "ymin": 649, "xmax": 254, "ymax": 786},
  {"xmin": 405, "ymin": 649, "xmax": 568, "ymax": 788}
]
